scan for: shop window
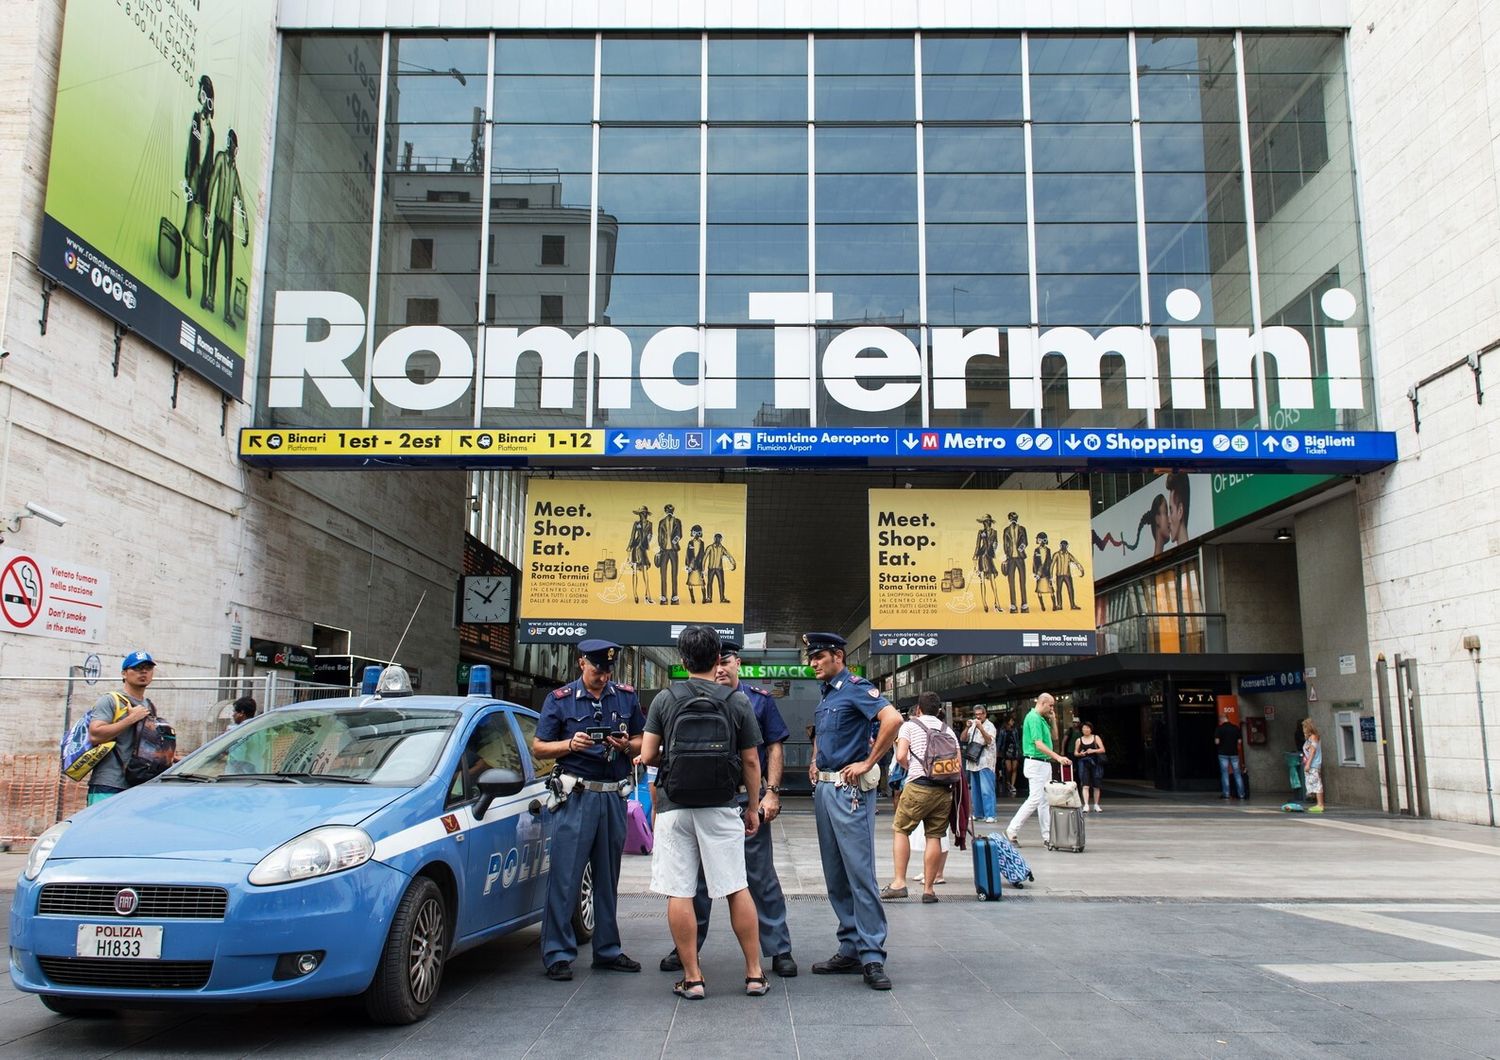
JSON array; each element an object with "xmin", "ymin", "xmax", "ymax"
[{"xmin": 410, "ymin": 238, "xmax": 434, "ymax": 270}]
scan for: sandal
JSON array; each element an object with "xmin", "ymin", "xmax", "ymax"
[
  {"xmin": 745, "ymin": 975, "xmax": 770, "ymax": 997},
  {"xmin": 673, "ymin": 978, "xmax": 706, "ymax": 1001}
]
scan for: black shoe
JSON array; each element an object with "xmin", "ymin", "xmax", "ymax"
[
  {"xmin": 771, "ymin": 953, "xmax": 798, "ymax": 978},
  {"xmin": 660, "ymin": 949, "xmax": 683, "ymax": 972},
  {"xmin": 862, "ymin": 962, "xmax": 892, "ymax": 990},
  {"xmin": 545, "ymin": 961, "xmax": 573, "ymax": 981},
  {"xmin": 592, "ymin": 953, "xmax": 642, "ymax": 972},
  {"xmin": 1220, "ymin": 794, "xmax": 1231, "ymax": 800},
  {"xmin": 811, "ymin": 953, "xmax": 862, "ymax": 975}
]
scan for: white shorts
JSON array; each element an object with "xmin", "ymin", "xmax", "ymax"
[{"xmin": 650, "ymin": 806, "xmax": 748, "ymax": 899}]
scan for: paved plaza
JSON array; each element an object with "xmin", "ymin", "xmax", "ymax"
[{"xmin": 3, "ymin": 789, "xmax": 1498, "ymax": 1058}]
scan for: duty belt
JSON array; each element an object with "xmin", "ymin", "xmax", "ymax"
[
  {"xmin": 568, "ymin": 776, "xmax": 632, "ymax": 794},
  {"xmin": 815, "ymin": 768, "xmax": 882, "ymax": 791}
]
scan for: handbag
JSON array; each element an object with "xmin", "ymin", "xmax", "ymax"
[
  {"xmin": 963, "ymin": 739, "xmax": 985, "ymax": 766},
  {"xmin": 1045, "ymin": 762, "xmax": 1083, "ymax": 808}
]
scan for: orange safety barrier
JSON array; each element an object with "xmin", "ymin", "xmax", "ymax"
[{"xmin": 0, "ymin": 753, "xmax": 86, "ymax": 844}]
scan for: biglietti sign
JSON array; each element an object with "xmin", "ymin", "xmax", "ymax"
[{"xmin": 250, "ymin": 287, "xmax": 1398, "ymax": 472}]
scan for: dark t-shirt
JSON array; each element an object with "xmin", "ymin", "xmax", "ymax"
[
  {"xmin": 1214, "ymin": 721, "xmax": 1242, "ymax": 757},
  {"xmin": 646, "ymin": 677, "xmax": 761, "ymax": 814}
]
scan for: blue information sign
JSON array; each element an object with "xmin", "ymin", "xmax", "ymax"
[{"xmin": 242, "ymin": 426, "xmax": 1397, "ymax": 474}]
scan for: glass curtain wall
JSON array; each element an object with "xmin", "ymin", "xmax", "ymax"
[{"xmin": 263, "ymin": 30, "xmax": 1369, "ymax": 432}]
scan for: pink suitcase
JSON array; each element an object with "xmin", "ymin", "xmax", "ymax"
[{"xmin": 624, "ymin": 798, "xmax": 653, "ymax": 854}]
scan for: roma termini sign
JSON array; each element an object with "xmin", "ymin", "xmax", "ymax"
[{"xmin": 266, "ymin": 287, "xmax": 1368, "ymax": 417}]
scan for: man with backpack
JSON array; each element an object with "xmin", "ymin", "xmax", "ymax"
[
  {"xmin": 84, "ymin": 651, "xmax": 158, "ymax": 804},
  {"xmin": 639, "ymin": 626, "xmax": 766, "ymax": 1000},
  {"xmin": 881, "ymin": 692, "xmax": 961, "ymax": 904},
  {"xmin": 658, "ymin": 639, "xmax": 798, "ymax": 979}
]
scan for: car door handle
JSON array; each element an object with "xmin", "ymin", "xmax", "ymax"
[{"xmin": 529, "ymin": 798, "xmax": 542, "ymax": 817}]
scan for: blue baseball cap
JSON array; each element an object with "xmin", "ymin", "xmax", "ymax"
[
  {"xmin": 122, "ymin": 651, "xmax": 156, "ymax": 671},
  {"xmin": 577, "ymin": 639, "xmax": 621, "ymax": 669}
]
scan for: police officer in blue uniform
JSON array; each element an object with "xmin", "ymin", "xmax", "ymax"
[
  {"xmin": 658, "ymin": 639, "xmax": 798, "ymax": 978},
  {"xmin": 532, "ymin": 639, "xmax": 646, "ymax": 981},
  {"xmin": 803, "ymin": 632, "xmax": 902, "ymax": 990}
]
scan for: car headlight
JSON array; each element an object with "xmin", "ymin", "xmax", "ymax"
[
  {"xmin": 248, "ymin": 826, "xmax": 374, "ymax": 886},
  {"xmin": 26, "ymin": 822, "xmax": 70, "ymax": 880}
]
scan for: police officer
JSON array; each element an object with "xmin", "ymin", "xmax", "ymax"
[
  {"xmin": 804, "ymin": 632, "xmax": 901, "ymax": 990},
  {"xmin": 659, "ymin": 639, "xmax": 798, "ymax": 978},
  {"xmin": 532, "ymin": 639, "xmax": 646, "ymax": 981}
]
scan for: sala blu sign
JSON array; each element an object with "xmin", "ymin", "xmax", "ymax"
[{"xmin": 267, "ymin": 287, "xmax": 1365, "ymax": 417}]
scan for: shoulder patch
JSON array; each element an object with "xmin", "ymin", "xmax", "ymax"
[
  {"xmin": 552, "ymin": 686, "xmax": 570, "ymax": 699},
  {"xmin": 868, "ymin": 688, "xmax": 882, "ymax": 698},
  {"xmin": 847, "ymin": 674, "xmax": 869, "ymax": 685},
  {"xmin": 748, "ymin": 685, "xmax": 769, "ymax": 697},
  {"xmin": 614, "ymin": 682, "xmax": 635, "ymax": 693}
]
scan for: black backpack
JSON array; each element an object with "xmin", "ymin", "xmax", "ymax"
[{"xmin": 660, "ymin": 683, "xmax": 741, "ymax": 807}]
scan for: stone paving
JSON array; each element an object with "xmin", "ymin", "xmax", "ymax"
[{"xmin": 3, "ymin": 789, "xmax": 1498, "ymax": 1058}]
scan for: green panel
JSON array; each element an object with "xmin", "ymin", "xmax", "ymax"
[{"xmin": 1210, "ymin": 472, "xmax": 1332, "ymax": 528}]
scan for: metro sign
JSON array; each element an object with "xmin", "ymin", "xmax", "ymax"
[{"xmin": 267, "ymin": 288, "xmax": 1366, "ymax": 418}]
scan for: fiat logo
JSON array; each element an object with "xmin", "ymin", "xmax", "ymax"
[{"xmin": 113, "ymin": 888, "xmax": 139, "ymax": 916}]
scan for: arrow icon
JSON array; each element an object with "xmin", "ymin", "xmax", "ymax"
[
  {"xmin": 716, "ymin": 432, "xmax": 733, "ymax": 448},
  {"xmin": 1064, "ymin": 433, "xmax": 1080, "ymax": 451},
  {"xmin": 612, "ymin": 434, "xmax": 629, "ymax": 450},
  {"xmin": 1264, "ymin": 436, "xmax": 1280, "ymax": 452},
  {"xmin": 902, "ymin": 434, "xmax": 920, "ymax": 450}
]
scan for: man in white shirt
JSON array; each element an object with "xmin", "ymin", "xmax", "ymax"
[
  {"xmin": 880, "ymin": 693, "xmax": 958, "ymax": 905},
  {"xmin": 962, "ymin": 707, "xmax": 998, "ymax": 822}
]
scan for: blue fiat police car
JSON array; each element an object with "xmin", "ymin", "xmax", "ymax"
[{"xmin": 11, "ymin": 666, "xmax": 592, "ymax": 1024}]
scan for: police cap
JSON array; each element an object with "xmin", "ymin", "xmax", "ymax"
[
  {"xmin": 718, "ymin": 639, "xmax": 742, "ymax": 659},
  {"xmin": 578, "ymin": 639, "xmax": 621, "ymax": 669},
  {"xmin": 801, "ymin": 632, "xmax": 846, "ymax": 656}
]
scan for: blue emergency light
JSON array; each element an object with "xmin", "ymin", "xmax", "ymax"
[
  {"xmin": 360, "ymin": 665, "xmax": 382, "ymax": 694},
  {"xmin": 468, "ymin": 665, "xmax": 493, "ymax": 697}
]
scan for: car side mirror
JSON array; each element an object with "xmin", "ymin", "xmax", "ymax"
[{"xmin": 474, "ymin": 767, "xmax": 525, "ymax": 820}]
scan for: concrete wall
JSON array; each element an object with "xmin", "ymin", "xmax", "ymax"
[
  {"xmin": 1214, "ymin": 543, "xmax": 1303, "ymax": 654},
  {"xmin": 1347, "ymin": 0, "xmax": 1500, "ymax": 825},
  {"xmin": 0, "ymin": 2, "xmax": 464, "ymax": 766},
  {"xmin": 1293, "ymin": 492, "xmax": 1379, "ymax": 808}
]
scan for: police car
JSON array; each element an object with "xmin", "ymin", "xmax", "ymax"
[{"xmin": 10, "ymin": 666, "xmax": 591, "ymax": 1024}]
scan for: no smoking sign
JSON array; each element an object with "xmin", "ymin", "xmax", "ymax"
[{"xmin": 1, "ymin": 554, "xmax": 44, "ymax": 629}]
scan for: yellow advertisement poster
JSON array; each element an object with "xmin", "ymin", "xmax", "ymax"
[
  {"xmin": 868, "ymin": 490, "xmax": 1096, "ymax": 655},
  {"xmin": 519, "ymin": 480, "xmax": 747, "ymax": 645}
]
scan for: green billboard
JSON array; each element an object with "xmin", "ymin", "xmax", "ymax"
[{"xmin": 40, "ymin": 0, "xmax": 276, "ymax": 398}]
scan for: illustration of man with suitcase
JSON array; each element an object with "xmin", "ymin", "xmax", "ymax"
[
  {"xmin": 179, "ymin": 75, "xmax": 214, "ymax": 299},
  {"xmin": 204, "ymin": 129, "xmax": 248, "ymax": 325}
]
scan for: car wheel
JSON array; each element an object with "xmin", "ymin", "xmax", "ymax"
[
  {"xmin": 39, "ymin": 994, "xmax": 109, "ymax": 1017},
  {"xmin": 363, "ymin": 876, "xmax": 448, "ymax": 1025},
  {"xmin": 572, "ymin": 861, "xmax": 595, "ymax": 943}
]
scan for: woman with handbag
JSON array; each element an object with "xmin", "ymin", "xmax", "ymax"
[
  {"xmin": 1074, "ymin": 721, "xmax": 1107, "ymax": 812},
  {"xmin": 961, "ymin": 707, "xmax": 997, "ymax": 822}
]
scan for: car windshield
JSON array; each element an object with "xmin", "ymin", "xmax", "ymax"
[{"xmin": 172, "ymin": 707, "xmax": 457, "ymax": 786}]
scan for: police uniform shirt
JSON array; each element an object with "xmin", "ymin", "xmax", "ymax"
[
  {"xmin": 814, "ymin": 669, "xmax": 890, "ymax": 772},
  {"xmin": 536, "ymin": 678, "xmax": 646, "ymax": 782},
  {"xmin": 743, "ymin": 684, "xmax": 791, "ymax": 772}
]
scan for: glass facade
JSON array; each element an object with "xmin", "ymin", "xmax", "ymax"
[{"xmin": 259, "ymin": 30, "xmax": 1371, "ymax": 434}]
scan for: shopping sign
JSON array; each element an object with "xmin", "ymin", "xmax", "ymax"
[{"xmin": 265, "ymin": 288, "xmax": 1368, "ymax": 418}]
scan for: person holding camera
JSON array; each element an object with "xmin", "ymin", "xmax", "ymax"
[
  {"xmin": 532, "ymin": 639, "xmax": 646, "ymax": 982},
  {"xmin": 962, "ymin": 707, "xmax": 998, "ymax": 822}
]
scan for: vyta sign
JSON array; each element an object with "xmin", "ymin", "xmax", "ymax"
[{"xmin": 268, "ymin": 287, "xmax": 1366, "ymax": 418}]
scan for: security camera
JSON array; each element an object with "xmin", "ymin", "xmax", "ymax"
[{"xmin": 24, "ymin": 502, "xmax": 67, "ymax": 527}]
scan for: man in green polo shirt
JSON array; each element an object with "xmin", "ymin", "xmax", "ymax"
[{"xmin": 1005, "ymin": 693, "xmax": 1070, "ymax": 846}]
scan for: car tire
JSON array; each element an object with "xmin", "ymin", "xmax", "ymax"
[
  {"xmin": 39, "ymin": 994, "xmax": 109, "ymax": 1017},
  {"xmin": 363, "ymin": 875, "xmax": 448, "ymax": 1025},
  {"xmin": 572, "ymin": 861, "xmax": 595, "ymax": 943}
]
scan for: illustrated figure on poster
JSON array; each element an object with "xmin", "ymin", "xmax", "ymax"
[
  {"xmin": 181, "ymin": 74, "xmax": 215, "ymax": 301},
  {"xmin": 703, "ymin": 533, "xmax": 737, "ymax": 604},
  {"xmin": 656, "ymin": 504, "xmax": 683, "ymax": 604},
  {"xmin": 1032, "ymin": 531, "xmax": 1054, "ymax": 611},
  {"xmin": 1003, "ymin": 511, "xmax": 1029, "ymax": 613},
  {"xmin": 1052, "ymin": 539, "xmax": 1085, "ymax": 610},
  {"xmin": 204, "ymin": 129, "xmax": 248, "ymax": 325},
  {"xmin": 973, "ymin": 514, "xmax": 1000, "ymax": 613},
  {"xmin": 628, "ymin": 505, "xmax": 654, "ymax": 604},
  {"xmin": 1165, "ymin": 473, "xmax": 1191, "ymax": 548},
  {"xmin": 684, "ymin": 525, "xmax": 706, "ymax": 604}
]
